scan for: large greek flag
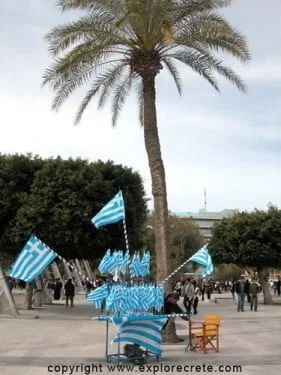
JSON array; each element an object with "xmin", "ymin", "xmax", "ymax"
[
  {"xmin": 91, "ymin": 191, "xmax": 125, "ymax": 229},
  {"xmin": 188, "ymin": 246, "xmax": 213, "ymax": 276},
  {"xmin": 112, "ymin": 315, "xmax": 167, "ymax": 356},
  {"xmin": 9, "ymin": 235, "xmax": 57, "ymax": 282}
]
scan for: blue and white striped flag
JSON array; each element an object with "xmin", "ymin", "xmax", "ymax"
[
  {"xmin": 9, "ymin": 235, "xmax": 57, "ymax": 282},
  {"xmin": 112, "ymin": 316, "xmax": 167, "ymax": 355},
  {"xmin": 188, "ymin": 246, "xmax": 213, "ymax": 276},
  {"xmin": 91, "ymin": 191, "xmax": 125, "ymax": 229},
  {"xmin": 87, "ymin": 284, "xmax": 109, "ymax": 308}
]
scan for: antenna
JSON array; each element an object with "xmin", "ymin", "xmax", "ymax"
[{"xmin": 204, "ymin": 188, "xmax": 207, "ymax": 211}]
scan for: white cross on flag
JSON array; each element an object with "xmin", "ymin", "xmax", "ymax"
[{"xmin": 9, "ymin": 235, "xmax": 57, "ymax": 282}]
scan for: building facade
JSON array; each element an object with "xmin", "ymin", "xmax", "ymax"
[{"xmin": 173, "ymin": 209, "xmax": 239, "ymax": 240}]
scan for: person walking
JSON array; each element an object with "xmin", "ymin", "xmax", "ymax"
[
  {"xmin": 64, "ymin": 279, "xmax": 75, "ymax": 307},
  {"xmin": 192, "ymin": 281, "xmax": 199, "ymax": 315},
  {"xmin": 249, "ymin": 279, "xmax": 260, "ymax": 311},
  {"xmin": 54, "ymin": 279, "xmax": 63, "ymax": 300},
  {"xmin": 245, "ymin": 279, "xmax": 251, "ymax": 303},
  {"xmin": 200, "ymin": 279, "xmax": 206, "ymax": 301},
  {"xmin": 236, "ymin": 276, "xmax": 246, "ymax": 312},
  {"xmin": 231, "ymin": 280, "xmax": 236, "ymax": 300},
  {"xmin": 183, "ymin": 278, "xmax": 195, "ymax": 314},
  {"xmin": 276, "ymin": 276, "xmax": 281, "ymax": 296},
  {"xmin": 206, "ymin": 280, "xmax": 213, "ymax": 300}
]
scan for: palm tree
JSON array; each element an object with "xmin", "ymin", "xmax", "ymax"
[{"xmin": 43, "ymin": 0, "xmax": 250, "ymax": 286}]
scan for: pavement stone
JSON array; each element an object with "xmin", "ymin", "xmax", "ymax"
[{"xmin": 0, "ymin": 291, "xmax": 281, "ymax": 375}]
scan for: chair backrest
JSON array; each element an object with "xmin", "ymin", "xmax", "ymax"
[{"xmin": 203, "ymin": 315, "xmax": 221, "ymax": 327}]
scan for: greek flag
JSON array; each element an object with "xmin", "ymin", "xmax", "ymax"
[
  {"xmin": 91, "ymin": 191, "xmax": 125, "ymax": 229},
  {"xmin": 112, "ymin": 316, "xmax": 167, "ymax": 355},
  {"xmin": 87, "ymin": 284, "xmax": 109, "ymax": 308},
  {"xmin": 9, "ymin": 235, "xmax": 57, "ymax": 282},
  {"xmin": 188, "ymin": 246, "xmax": 213, "ymax": 276}
]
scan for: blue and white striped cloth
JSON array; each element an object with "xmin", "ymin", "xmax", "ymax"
[
  {"xmin": 9, "ymin": 235, "xmax": 57, "ymax": 282},
  {"xmin": 87, "ymin": 284, "xmax": 164, "ymax": 312},
  {"xmin": 119, "ymin": 250, "xmax": 130, "ymax": 274},
  {"xmin": 112, "ymin": 315, "xmax": 167, "ymax": 356},
  {"xmin": 91, "ymin": 191, "xmax": 125, "ymax": 229},
  {"xmin": 140, "ymin": 251, "xmax": 150, "ymax": 277},
  {"xmin": 129, "ymin": 253, "xmax": 142, "ymax": 278},
  {"xmin": 98, "ymin": 249, "xmax": 112, "ymax": 274},
  {"xmin": 87, "ymin": 284, "xmax": 109, "ymax": 308},
  {"xmin": 188, "ymin": 246, "xmax": 213, "ymax": 276}
]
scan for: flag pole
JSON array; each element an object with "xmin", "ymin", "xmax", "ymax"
[
  {"xmin": 161, "ymin": 244, "xmax": 208, "ymax": 285},
  {"xmin": 0, "ymin": 265, "xmax": 19, "ymax": 317},
  {"xmin": 122, "ymin": 219, "xmax": 130, "ymax": 253}
]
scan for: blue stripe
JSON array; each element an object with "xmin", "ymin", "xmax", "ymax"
[
  {"xmin": 91, "ymin": 191, "xmax": 125, "ymax": 229},
  {"xmin": 9, "ymin": 235, "xmax": 57, "ymax": 282},
  {"xmin": 123, "ymin": 322, "xmax": 163, "ymax": 334},
  {"xmin": 120, "ymin": 328, "xmax": 161, "ymax": 344}
]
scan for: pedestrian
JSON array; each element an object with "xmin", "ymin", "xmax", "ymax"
[
  {"xmin": 206, "ymin": 280, "xmax": 213, "ymax": 300},
  {"xmin": 54, "ymin": 278, "xmax": 63, "ymax": 300},
  {"xmin": 249, "ymin": 279, "xmax": 261, "ymax": 312},
  {"xmin": 276, "ymin": 276, "xmax": 281, "ymax": 296},
  {"xmin": 201, "ymin": 279, "xmax": 206, "ymax": 301},
  {"xmin": 85, "ymin": 279, "xmax": 93, "ymax": 298},
  {"xmin": 6, "ymin": 277, "xmax": 15, "ymax": 293},
  {"xmin": 162, "ymin": 293, "xmax": 189, "ymax": 332},
  {"xmin": 183, "ymin": 278, "xmax": 194, "ymax": 314},
  {"xmin": 236, "ymin": 276, "xmax": 246, "ymax": 312},
  {"xmin": 192, "ymin": 281, "xmax": 199, "ymax": 315},
  {"xmin": 46, "ymin": 279, "xmax": 55, "ymax": 300},
  {"xmin": 231, "ymin": 280, "xmax": 236, "ymax": 300},
  {"xmin": 64, "ymin": 278, "xmax": 75, "ymax": 307},
  {"xmin": 245, "ymin": 279, "xmax": 251, "ymax": 303},
  {"xmin": 175, "ymin": 280, "xmax": 182, "ymax": 296}
]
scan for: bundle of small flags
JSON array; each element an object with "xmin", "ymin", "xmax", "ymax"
[
  {"xmin": 98, "ymin": 250, "xmax": 150, "ymax": 278},
  {"xmin": 87, "ymin": 283, "xmax": 164, "ymax": 313}
]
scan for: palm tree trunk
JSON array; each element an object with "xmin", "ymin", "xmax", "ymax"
[{"xmin": 142, "ymin": 74, "xmax": 171, "ymax": 288}]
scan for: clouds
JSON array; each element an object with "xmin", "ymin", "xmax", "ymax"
[{"xmin": 1, "ymin": 0, "xmax": 281, "ymax": 213}]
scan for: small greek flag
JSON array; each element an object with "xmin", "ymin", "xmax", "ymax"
[
  {"xmin": 9, "ymin": 235, "xmax": 57, "ymax": 282},
  {"xmin": 188, "ymin": 246, "xmax": 213, "ymax": 276},
  {"xmin": 91, "ymin": 191, "xmax": 125, "ymax": 229}
]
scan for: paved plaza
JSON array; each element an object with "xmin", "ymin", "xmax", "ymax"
[{"xmin": 0, "ymin": 291, "xmax": 281, "ymax": 375}]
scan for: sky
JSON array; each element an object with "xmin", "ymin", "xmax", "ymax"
[{"xmin": 1, "ymin": 0, "xmax": 281, "ymax": 213}]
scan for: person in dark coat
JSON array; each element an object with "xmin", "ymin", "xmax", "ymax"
[
  {"xmin": 162, "ymin": 293, "xmax": 189, "ymax": 331},
  {"xmin": 277, "ymin": 276, "xmax": 281, "ymax": 296},
  {"xmin": 249, "ymin": 279, "xmax": 261, "ymax": 311},
  {"xmin": 54, "ymin": 279, "xmax": 63, "ymax": 300},
  {"xmin": 64, "ymin": 279, "xmax": 75, "ymax": 307},
  {"xmin": 245, "ymin": 279, "xmax": 251, "ymax": 303},
  {"xmin": 236, "ymin": 276, "xmax": 246, "ymax": 312},
  {"xmin": 231, "ymin": 281, "xmax": 236, "ymax": 300}
]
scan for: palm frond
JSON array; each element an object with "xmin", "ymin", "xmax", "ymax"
[
  {"xmin": 172, "ymin": 0, "xmax": 231, "ymax": 20},
  {"xmin": 74, "ymin": 62, "xmax": 127, "ymax": 125},
  {"xmin": 45, "ymin": 15, "xmax": 126, "ymax": 57},
  {"xmin": 162, "ymin": 57, "xmax": 182, "ymax": 95},
  {"xmin": 48, "ymin": 59, "xmax": 123, "ymax": 111},
  {"xmin": 111, "ymin": 70, "xmax": 134, "ymax": 127},
  {"xmin": 166, "ymin": 50, "xmax": 219, "ymax": 91},
  {"xmin": 167, "ymin": 48, "xmax": 246, "ymax": 92},
  {"xmin": 97, "ymin": 61, "xmax": 128, "ymax": 109},
  {"xmin": 174, "ymin": 11, "xmax": 250, "ymax": 62},
  {"xmin": 57, "ymin": 0, "xmax": 124, "ymax": 13},
  {"xmin": 42, "ymin": 38, "xmax": 128, "ymax": 90}
]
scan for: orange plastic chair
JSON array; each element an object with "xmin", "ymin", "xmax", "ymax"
[{"xmin": 185, "ymin": 315, "xmax": 221, "ymax": 354}]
